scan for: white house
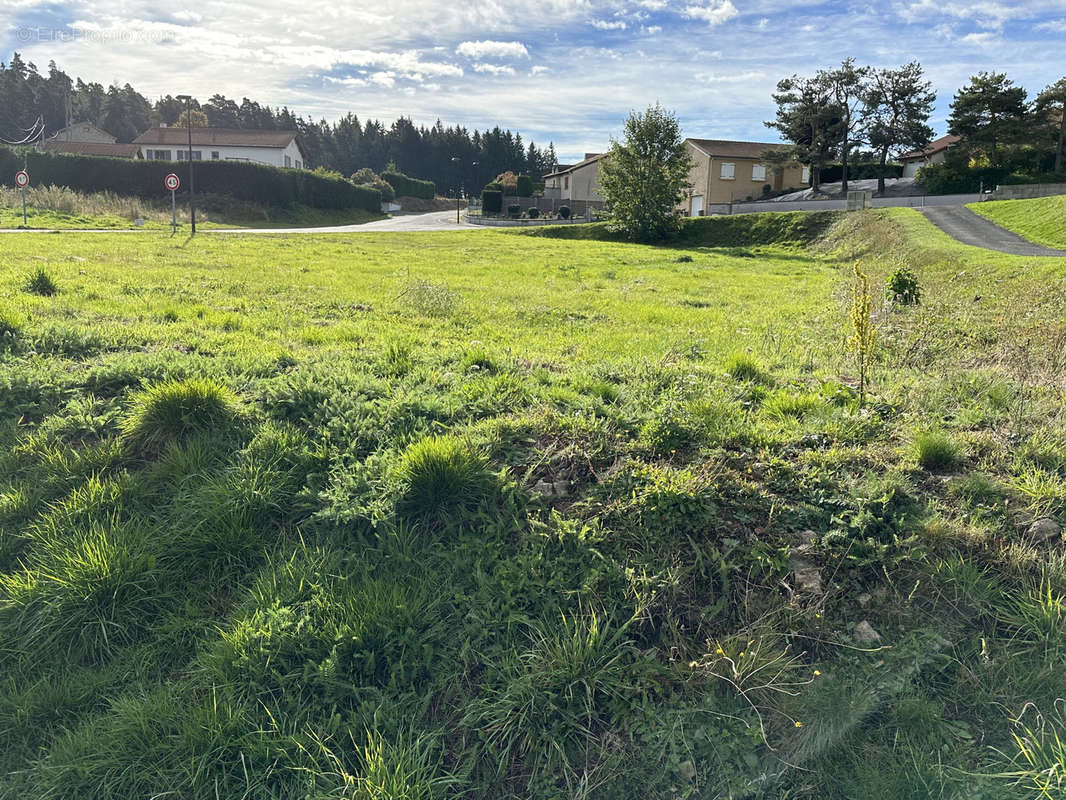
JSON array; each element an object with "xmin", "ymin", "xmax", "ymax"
[
  {"xmin": 134, "ymin": 127, "xmax": 307, "ymax": 169},
  {"xmin": 899, "ymin": 134, "xmax": 960, "ymax": 178},
  {"xmin": 542, "ymin": 153, "xmax": 606, "ymax": 202}
]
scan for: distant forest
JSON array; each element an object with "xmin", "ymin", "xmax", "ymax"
[{"xmin": 0, "ymin": 54, "xmax": 560, "ymax": 191}]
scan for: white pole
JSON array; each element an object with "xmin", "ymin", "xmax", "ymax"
[{"xmin": 171, "ymin": 189, "xmax": 177, "ymax": 233}]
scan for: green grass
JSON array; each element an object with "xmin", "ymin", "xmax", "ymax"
[
  {"xmin": 1, "ymin": 208, "xmax": 1066, "ymax": 798},
  {"xmin": 969, "ymin": 194, "xmax": 1066, "ymax": 249}
]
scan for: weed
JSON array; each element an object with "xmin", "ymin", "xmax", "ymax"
[
  {"xmin": 400, "ymin": 278, "xmax": 460, "ymax": 317},
  {"xmin": 849, "ymin": 264, "xmax": 876, "ymax": 405},
  {"xmin": 24, "ymin": 267, "xmax": 58, "ymax": 296},
  {"xmin": 886, "ymin": 266, "xmax": 921, "ymax": 306}
]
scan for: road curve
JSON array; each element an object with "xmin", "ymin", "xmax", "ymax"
[{"xmin": 919, "ymin": 205, "xmax": 1066, "ymax": 257}]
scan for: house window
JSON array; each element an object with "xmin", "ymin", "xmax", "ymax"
[
  {"xmin": 176, "ymin": 151, "xmax": 202, "ymax": 161},
  {"xmin": 285, "ymin": 155, "xmax": 292, "ymax": 167},
  {"xmin": 564, "ymin": 175, "xmax": 569, "ymax": 190},
  {"xmin": 149, "ymin": 149, "xmax": 172, "ymax": 160},
  {"xmin": 720, "ymin": 162, "xmax": 735, "ymax": 180},
  {"xmin": 752, "ymin": 164, "xmax": 767, "ymax": 182},
  {"xmin": 212, "ymin": 151, "xmax": 220, "ymax": 160},
  {"xmin": 802, "ymin": 166, "xmax": 811, "ymax": 183}
]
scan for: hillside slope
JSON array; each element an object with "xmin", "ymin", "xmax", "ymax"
[
  {"xmin": 1, "ymin": 212, "xmax": 1065, "ymax": 799},
  {"xmin": 968, "ymin": 194, "xmax": 1066, "ymax": 249}
]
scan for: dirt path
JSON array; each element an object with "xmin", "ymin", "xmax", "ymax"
[{"xmin": 920, "ymin": 206, "xmax": 1066, "ymax": 257}]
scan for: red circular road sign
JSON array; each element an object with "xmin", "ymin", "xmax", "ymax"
[
  {"xmin": 164, "ymin": 173, "xmax": 180, "ymax": 191},
  {"xmin": 14, "ymin": 170, "xmax": 29, "ymax": 188}
]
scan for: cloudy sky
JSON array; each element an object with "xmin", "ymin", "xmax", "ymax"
[{"xmin": 3, "ymin": 0, "xmax": 1065, "ymax": 161}]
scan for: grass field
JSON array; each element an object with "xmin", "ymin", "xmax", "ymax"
[
  {"xmin": 2, "ymin": 209, "xmax": 1066, "ymax": 798},
  {"xmin": 0, "ymin": 184, "xmax": 384, "ymax": 230},
  {"xmin": 969, "ymin": 194, "xmax": 1066, "ymax": 249}
]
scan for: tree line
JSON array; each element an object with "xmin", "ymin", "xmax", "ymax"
[
  {"xmin": 0, "ymin": 54, "xmax": 559, "ymax": 191},
  {"xmin": 767, "ymin": 61, "xmax": 1066, "ymax": 194}
]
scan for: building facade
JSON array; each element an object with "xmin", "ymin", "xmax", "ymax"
[
  {"xmin": 542, "ymin": 153, "xmax": 605, "ymax": 202},
  {"xmin": 899, "ymin": 135, "xmax": 960, "ymax": 178},
  {"xmin": 682, "ymin": 139, "xmax": 808, "ymax": 215},
  {"xmin": 134, "ymin": 128, "xmax": 307, "ymax": 169}
]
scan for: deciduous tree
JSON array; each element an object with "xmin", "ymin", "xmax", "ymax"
[{"xmin": 598, "ymin": 103, "xmax": 692, "ymax": 242}]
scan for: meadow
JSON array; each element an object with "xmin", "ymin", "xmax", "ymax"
[{"xmin": 1, "ymin": 209, "xmax": 1065, "ymax": 799}]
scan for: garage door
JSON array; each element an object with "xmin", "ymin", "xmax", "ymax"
[{"xmin": 690, "ymin": 195, "xmax": 703, "ymax": 217}]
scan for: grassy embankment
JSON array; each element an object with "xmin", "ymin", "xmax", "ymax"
[
  {"xmin": 2, "ymin": 209, "xmax": 1066, "ymax": 798},
  {"xmin": 0, "ymin": 185, "xmax": 384, "ymax": 230},
  {"xmin": 969, "ymin": 194, "xmax": 1066, "ymax": 249}
]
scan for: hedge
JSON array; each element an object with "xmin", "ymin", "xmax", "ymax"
[
  {"xmin": 819, "ymin": 162, "xmax": 904, "ymax": 183},
  {"xmin": 382, "ymin": 170, "xmax": 435, "ymax": 200},
  {"xmin": 0, "ymin": 146, "xmax": 381, "ymax": 211},
  {"xmin": 481, "ymin": 189, "xmax": 503, "ymax": 215},
  {"xmin": 515, "ymin": 174, "xmax": 533, "ymax": 197}
]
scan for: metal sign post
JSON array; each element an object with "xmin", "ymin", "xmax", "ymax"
[
  {"xmin": 15, "ymin": 170, "xmax": 29, "ymax": 226},
  {"xmin": 164, "ymin": 173, "xmax": 181, "ymax": 233}
]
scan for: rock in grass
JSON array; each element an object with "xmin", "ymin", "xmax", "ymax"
[
  {"xmin": 1026, "ymin": 517, "xmax": 1062, "ymax": 544},
  {"xmin": 853, "ymin": 620, "xmax": 881, "ymax": 645}
]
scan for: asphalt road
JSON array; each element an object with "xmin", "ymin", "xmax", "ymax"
[
  {"xmin": 919, "ymin": 205, "xmax": 1066, "ymax": 257},
  {"xmin": 210, "ymin": 209, "xmax": 477, "ymax": 234}
]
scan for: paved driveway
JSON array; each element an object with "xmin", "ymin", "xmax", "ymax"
[
  {"xmin": 919, "ymin": 206, "xmax": 1066, "ymax": 257},
  {"xmin": 209, "ymin": 210, "xmax": 477, "ymax": 234}
]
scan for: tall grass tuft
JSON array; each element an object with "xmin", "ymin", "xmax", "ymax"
[
  {"xmin": 913, "ymin": 431, "xmax": 961, "ymax": 472},
  {"xmin": 395, "ymin": 435, "xmax": 493, "ymax": 527},
  {"xmin": 724, "ymin": 352, "xmax": 770, "ymax": 383},
  {"xmin": 24, "ymin": 267, "xmax": 58, "ymax": 296},
  {"xmin": 0, "ymin": 521, "xmax": 163, "ymax": 663},
  {"xmin": 120, "ymin": 377, "xmax": 243, "ymax": 454}
]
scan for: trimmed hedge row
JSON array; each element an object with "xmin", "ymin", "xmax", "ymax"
[
  {"xmin": 819, "ymin": 162, "xmax": 905, "ymax": 183},
  {"xmin": 382, "ymin": 171, "xmax": 435, "ymax": 200},
  {"xmin": 0, "ymin": 146, "xmax": 381, "ymax": 211}
]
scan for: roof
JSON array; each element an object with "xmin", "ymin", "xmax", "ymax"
[
  {"xmin": 686, "ymin": 139, "xmax": 792, "ymax": 159},
  {"xmin": 50, "ymin": 123, "xmax": 117, "ymax": 143},
  {"xmin": 898, "ymin": 134, "xmax": 961, "ymax": 161},
  {"xmin": 41, "ymin": 141, "xmax": 142, "ymax": 158},
  {"xmin": 134, "ymin": 127, "xmax": 306, "ymax": 158},
  {"xmin": 543, "ymin": 153, "xmax": 605, "ymax": 179}
]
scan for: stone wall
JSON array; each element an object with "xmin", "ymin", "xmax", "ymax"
[{"xmin": 987, "ymin": 183, "xmax": 1066, "ymax": 201}]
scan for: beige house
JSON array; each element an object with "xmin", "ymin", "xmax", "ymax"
[
  {"xmin": 682, "ymin": 139, "xmax": 809, "ymax": 215},
  {"xmin": 41, "ymin": 122, "xmax": 142, "ymax": 158},
  {"xmin": 542, "ymin": 153, "xmax": 606, "ymax": 202}
]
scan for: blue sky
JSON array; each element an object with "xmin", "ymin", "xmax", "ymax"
[{"xmin": 3, "ymin": 0, "xmax": 1065, "ymax": 161}]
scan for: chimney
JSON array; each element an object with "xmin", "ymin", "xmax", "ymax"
[{"xmin": 584, "ymin": 152, "xmax": 600, "ymax": 160}]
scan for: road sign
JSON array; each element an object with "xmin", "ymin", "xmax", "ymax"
[
  {"xmin": 164, "ymin": 173, "xmax": 180, "ymax": 191},
  {"xmin": 14, "ymin": 170, "xmax": 29, "ymax": 188}
]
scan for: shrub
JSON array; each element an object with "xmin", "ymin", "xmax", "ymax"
[
  {"xmin": 527, "ymin": 207, "xmax": 539, "ymax": 219},
  {"xmin": 121, "ymin": 377, "xmax": 243, "ymax": 454},
  {"xmin": 507, "ymin": 204, "xmax": 522, "ymax": 218},
  {"xmin": 395, "ymin": 435, "xmax": 493, "ymax": 528},
  {"xmin": 516, "ymin": 174, "xmax": 533, "ymax": 197},
  {"xmin": 558, "ymin": 205, "xmax": 571, "ymax": 220},
  {"xmin": 887, "ymin": 267, "xmax": 921, "ymax": 306},
  {"xmin": 382, "ymin": 170, "xmax": 435, "ymax": 200},
  {"xmin": 724, "ymin": 352, "xmax": 770, "ymax": 383},
  {"xmin": 481, "ymin": 189, "xmax": 503, "ymax": 215},
  {"xmin": 24, "ymin": 267, "xmax": 58, "ymax": 296},
  {"xmin": 914, "ymin": 431, "xmax": 961, "ymax": 472}
]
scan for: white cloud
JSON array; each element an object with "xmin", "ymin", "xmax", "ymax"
[
  {"xmin": 756, "ymin": 17, "xmax": 769, "ymax": 28},
  {"xmin": 456, "ymin": 39, "xmax": 529, "ymax": 59},
  {"xmin": 682, "ymin": 0, "xmax": 739, "ymax": 25},
  {"xmin": 171, "ymin": 10, "xmax": 201, "ymax": 23},
  {"xmin": 472, "ymin": 62, "xmax": 516, "ymax": 75},
  {"xmin": 1036, "ymin": 17, "xmax": 1066, "ymax": 30},
  {"xmin": 642, "ymin": 24, "xmax": 662, "ymax": 33},
  {"xmin": 592, "ymin": 19, "xmax": 627, "ymax": 29},
  {"xmin": 530, "ymin": 65, "xmax": 550, "ymax": 75}
]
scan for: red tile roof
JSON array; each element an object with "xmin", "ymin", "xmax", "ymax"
[
  {"xmin": 686, "ymin": 139, "xmax": 792, "ymax": 159},
  {"xmin": 899, "ymin": 134, "xmax": 961, "ymax": 161},
  {"xmin": 41, "ymin": 141, "xmax": 142, "ymax": 158}
]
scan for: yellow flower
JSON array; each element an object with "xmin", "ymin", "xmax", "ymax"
[
  {"xmin": 716, "ymin": 647, "xmax": 724, "ymax": 655},
  {"xmin": 738, "ymin": 652, "xmax": 745, "ymax": 658},
  {"xmin": 794, "ymin": 721, "xmax": 804, "ymax": 728},
  {"xmin": 813, "ymin": 670, "xmax": 821, "ymax": 677}
]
